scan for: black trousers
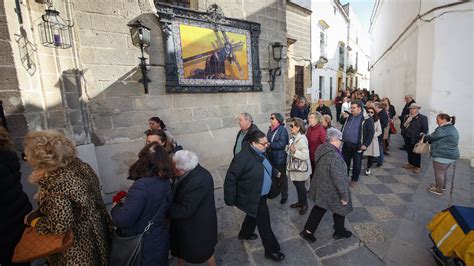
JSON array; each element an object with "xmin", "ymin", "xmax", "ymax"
[
  {"xmin": 304, "ymin": 205, "xmax": 346, "ymax": 234},
  {"xmin": 404, "ymin": 137, "xmax": 421, "ymax": 167},
  {"xmin": 342, "ymin": 142, "xmax": 363, "ymax": 181},
  {"xmin": 274, "ymin": 164, "xmax": 288, "ymax": 199},
  {"xmin": 292, "ymin": 181, "xmax": 308, "ymax": 206},
  {"xmin": 239, "ymin": 197, "xmax": 280, "ymax": 254},
  {"xmin": 336, "ymin": 106, "xmax": 342, "ymax": 122},
  {"xmin": 367, "ymin": 156, "xmax": 376, "ymax": 169}
]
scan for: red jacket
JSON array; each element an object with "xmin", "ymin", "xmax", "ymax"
[{"xmin": 306, "ymin": 124, "xmax": 327, "ymax": 162}]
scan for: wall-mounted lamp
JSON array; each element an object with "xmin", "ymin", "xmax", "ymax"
[
  {"xmin": 38, "ymin": 6, "xmax": 73, "ymax": 49},
  {"xmin": 269, "ymin": 42, "xmax": 283, "ymax": 91},
  {"xmin": 127, "ymin": 20, "xmax": 151, "ymax": 94}
]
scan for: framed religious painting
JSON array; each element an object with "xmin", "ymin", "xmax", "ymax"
[{"xmin": 157, "ymin": 3, "xmax": 262, "ymax": 93}]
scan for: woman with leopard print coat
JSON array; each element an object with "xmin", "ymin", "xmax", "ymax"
[{"xmin": 24, "ymin": 130, "xmax": 113, "ymax": 265}]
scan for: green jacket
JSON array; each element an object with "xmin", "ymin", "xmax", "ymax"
[{"xmin": 425, "ymin": 124, "xmax": 459, "ymax": 160}]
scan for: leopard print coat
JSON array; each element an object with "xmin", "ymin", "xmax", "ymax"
[{"xmin": 34, "ymin": 158, "xmax": 113, "ymax": 265}]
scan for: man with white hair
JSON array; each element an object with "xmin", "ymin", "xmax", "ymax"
[
  {"xmin": 233, "ymin": 113, "xmax": 260, "ymax": 155},
  {"xmin": 169, "ymin": 150, "xmax": 217, "ymax": 266}
]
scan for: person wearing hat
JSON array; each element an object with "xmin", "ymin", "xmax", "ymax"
[
  {"xmin": 266, "ymin": 113, "xmax": 289, "ymax": 204},
  {"xmin": 400, "ymin": 103, "xmax": 428, "ymax": 174}
]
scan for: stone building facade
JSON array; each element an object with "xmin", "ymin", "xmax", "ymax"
[
  {"xmin": 0, "ymin": 0, "xmax": 287, "ymax": 232},
  {"xmin": 285, "ymin": 0, "xmax": 312, "ymax": 114}
]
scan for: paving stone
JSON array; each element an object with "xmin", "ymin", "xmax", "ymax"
[
  {"xmin": 321, "ymin": 245, "xmax": 385, "ymax": 266},
  {"xmin": 377, "ymin": 193, "xmax": 405, "ymax": 206},
  {"xmin": 214, "ymin": 237, "xmax": 252, "ymax": 265},
  {"xmin": 366, "ymin": 207, "xmax": 398, "ymax": 222},
  {"xmin": 384, "ymin": 238, "xmax": 435, "ymax": 266},
  {"xmin": 350, "ymin": 183, "xmax": 372, "ymax": 195},
  {"xmin": 347, "ymin": 207, "xmax": 373, "ymax": 223},
  {"xmin": 376, "ymin": 175, "xmax": 399, "ymax": 184},
  {"xmin": 397, "ymin": 193, "xmax": 414, "ymax": 203},
  {"xmin": 365, "ymin": 241, "xmax": 391, "ymax": 260},
  {"xmin": 252, "ymin": 238, "xmax": 319, "ymax": 266},
  {"xmin": 360, "ymin": 176, "xmax": 383, "ymax": 184},
  {"xmin": 351, "ymin": 195, "xmax": 363, "ymax": 207},
  {"xmin": 388, "ymin": 205, "xmax": 407, "ymax": 219},
  {"xmin": 354, "ymin": 194, "xmax": 385, "ymax": 207},
  {"xmin": 393, "ymin": 174, "xmax": 420, "ymax": 186},
  {"xmin": 314, "ymin": 235, "xmax": 359, "ymax": 258},
  {"xmin": 366, "ymin": 184, "xmax": 394, "ymax": 194},
  {"xmin": 378, "ymin": 220, "xmax": 402, "ymax": 241},
  {"xmin": 351, "ymin": 223, "xmax": 385, "ymax": 243},
  {"xmin": 386, "ymin": 183, "xmax": 415, "ymax": 194}
]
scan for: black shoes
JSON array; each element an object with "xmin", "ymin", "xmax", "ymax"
[
  {"xmin": 238, "ymin": 233, "xmax": 258, "ymax": 240},
  {"xmin": 280, "ymin": 198, "xmax": 288, "ymax": 204},
  {"xmin": 265, "ymin": 251, "xmax": 285, "ymax": 262},
  {"xmin": 333, "ymin": 230, "xmax": 352, "ymax": 240},
  {"xmin": 290, "ymin": 202, "xmax": 302, "ymax": 208},
  {"xmin": 299, "ymin": 205, "xmax": 308, "ymax": 215},
  {"xmin": 300, "ymin": 230, "xmax": 316, "ymax": 243}
]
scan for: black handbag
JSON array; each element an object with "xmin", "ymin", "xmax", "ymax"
[{"xmin": 108, "ymin": 208, "xmax": 161, "ymax": 266}]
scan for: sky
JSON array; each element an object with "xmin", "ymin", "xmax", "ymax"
[{"xmin": 340, "ymin": 0, "xmax": 376, "ymax": 33}]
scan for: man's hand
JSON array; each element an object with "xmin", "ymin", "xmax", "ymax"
[
  {"xmin": 341, "ymin": 199, "xmax": 349, "ymax": 206},
  {"xmin": 360, "ymin": 145, "xmax": 367, "ymax": 151}
]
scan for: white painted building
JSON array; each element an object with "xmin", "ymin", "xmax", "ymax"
[
  {"xmin": 344, "ymin": 3, "xmax": 370, "ymax": 91},
  {"xmin": 310, "ymin": 0, "xmax": 349, "ymax": 102},
  {"xmin": 369, "ymin": 0, "xmax": 474, "ymax": 165}
]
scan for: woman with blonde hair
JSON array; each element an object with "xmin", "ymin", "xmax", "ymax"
[
  {"xmin": 0, "ymin": 127, "xmax": 32, "ymax": 266},
  {"xmin": 23, "ymin": 130, "xmax": 112, "ymax": 265},
  {"xmin": 321, "ymin": 114, "xmax": 332, "ymax": 129}
]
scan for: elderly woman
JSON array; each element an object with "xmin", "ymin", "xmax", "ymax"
[
  {"xmin": 306, "ymin": 112, "xmax": 326, "ymax": 175},
  {"xmin": 111, "ymin": 143, "xmax": 173, "ymax": 265},
  {"xmin": 287, "ymin": 118, "xmax": 311, "ymax": 215},
  {"xmin": 266, "ymin": 113, "xmax": 289, "ymax": 204},
  {"xmin": 423, "ymin": 114, "xmax": 459, "ymax": 196},
  {"xmin": 364, "ymin": 107, "xmax": 382, "ymax": 176},
  {"xmin": 401, "ymin": 103, "xmax": 428, "ymax": 174},
  {"xmin": 23, "ymin": 130, "xmax": 112, "ymax": 265},
  {"xmin": 170, "ymin": 150, "xmax": 217, "ymax": 266},
  {"xmin": 321, "ymin": 114, "xmax": 332, "ymax": 129},
  {"xmin": 224, "ymin": 130, "xmax": 285, "ymax": 262},
  {"xmin": 0, "ymin": 127, "xmax": 32, "ymax": 266},
  {"xmin": 300, "ymin": 128, "xmax": 353, "ymax": 243}
]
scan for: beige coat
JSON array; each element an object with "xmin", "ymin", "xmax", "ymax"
[
  {"xmin": 365, "ymin": 120, "xmax": 382, "ymax": 157},
  {"xmin": 287, "ymin": 133, "xmax": 312, "ymax": 181}
]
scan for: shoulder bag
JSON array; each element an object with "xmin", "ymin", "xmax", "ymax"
[
  {"xmin": 286, "ymin": 138, "xmax": 308, "ymax": 172},
  {"xmin": 413, "ymin": 135, "xmax": 430, "ymax": 154}
]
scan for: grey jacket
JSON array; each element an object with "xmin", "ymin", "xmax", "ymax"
[{"xmin": 308, "ymin": 143, "xmax": 353, "ymax": 216}]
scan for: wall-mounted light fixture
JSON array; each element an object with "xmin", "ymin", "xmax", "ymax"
[
  {"xmin": 38, "ymin": 6, "xmax": 73, "ymax": 49},
  {"xmin": 127, "ymin": 20, "xmax": 151, "ymax": 94},
  {"xmin": 269, "ymin": 42, "xmax": 283, "ymax": 91}
]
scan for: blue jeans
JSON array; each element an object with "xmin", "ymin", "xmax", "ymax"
[
  {"xmin": 342, "ymin": 142, "xmax": 363, "ymax": 181},
  {"xmin": 378, "ymin": 138, "xmax": 384, "ymax": 166}
]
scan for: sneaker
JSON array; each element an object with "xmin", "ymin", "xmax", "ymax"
[
  {"xmin": 413, "ymin": 167, "xmax": 421, "ymax": 174},
  {"xmin": 300, "ymin": 231, "xmax": 317, "ymax": 243},
  {"xmin": 365, "ymin": 169, "xmax": 371, "ymax": 175},
  {"xmin": 427, "ymin": 187, "xmax": 443, "ymax": 196},
  {"xmin": 333, "ymin": 230, "xmax": 352, "ymax": 239},
  {"xmin": 403, "ymin": 164, "xmax": 415, "ymax": 169},
  {"xmin": 429, "ymin": 184, "xmax": 446, "ymax": 191}
]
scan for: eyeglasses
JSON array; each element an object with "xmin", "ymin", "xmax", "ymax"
[
  {"xmin": 257, "ymin": 142, "xmax": 269, "ymax": 146},
  {"xmin": 367, "ymin": 111, "xmax": 374, "ymax": 114},
  {"xmin": 289, "ymin": 124, "xmax": 295, "ymax": 128},
  {"xmin": 270, "ymin": 117, "xmax": 275, "ymax": 120}
]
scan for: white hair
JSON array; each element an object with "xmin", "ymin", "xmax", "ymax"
[
  {"xmin": 240, "ymin": 113, "xmax": 253, "ymax": 123},
  {"xmin": 326, "ymin": 128, "xmax": 343, "ymax": 142},
  {"xmin": 173, "ymin": 150, "xmax": 198, "ymax": 172}
]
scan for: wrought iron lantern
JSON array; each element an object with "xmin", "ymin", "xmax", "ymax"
[
  {"xmin": 38, "ymin": 6, "xmax": 73, "ymax": 49},
  {"xmin": 269, "ymin": 42, "xmax": 284, "ymax": 91},
  {"xmin": 127, "ymin": 20, "xmax": 151, "ymax": 94}
]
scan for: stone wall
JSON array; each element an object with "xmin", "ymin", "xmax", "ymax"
[{"xmin": 285, "ymin": 2, "xmax": 312, "ymax": 113}]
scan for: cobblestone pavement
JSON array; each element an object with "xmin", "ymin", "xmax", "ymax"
[{"xmin": 171, "ymin": 134, "xmax": 473, "ymax": 266}]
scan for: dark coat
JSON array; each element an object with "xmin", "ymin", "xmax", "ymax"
[
  {"xmin": 399, "ymin": 100, "xmax": 415, "ymax": 123},
  {"xmin": 169, "ymin": 165, "xmax": 217, "ymax": 264},
  {"xmin": 424, "ymin": 124, "xmax": 460, "ymax": 160},
  {"xmin": 377, "ymin": 109, "xmax": 389, "ymax": 141},
  {"xmin": 341, "ymin": 112, "xmax": 375, "ymax": 149},
  {"xmin": 401, "ymin": 113, "xmax": 428, "ymax": 145},
  {"xmin": 0, "ymin": 151, "xmax": 32, "ymax": 261},
  {"xmin": 233, "ymin": 123, "xmax": 260, "ymax": 155},
  {"xmin": 308, "ymin": 143, "xmax": 352, "ymax": 216},
  {"xmin": 111, "ymin": 176, "xmax": 171, "ymax": 266},
  {"xmin": 388, "ymin": 105, "xmax": 396, "ymax": 119},
  {"xmin": 290, "ymin": 105, "xmax": 309, "ymax": 121},
  {"xmin": 266, "ymin": 124, "xmax": 289, "ymax": 166},
  {"xmin": 224, "ymin": 147, "xmax": 279, "ymax": 217},
  {"xmin": 316, "ymin": 105, "xmax": 333, "ymax": 119}
]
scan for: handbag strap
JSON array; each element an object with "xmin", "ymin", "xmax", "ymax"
[
  {"xmin": 143, "ymin": 196, "xmax": 169, "ymax": 234},
  {"xmin": 271, "ymin": 127, "xmax": 280, "ymax": 143}
]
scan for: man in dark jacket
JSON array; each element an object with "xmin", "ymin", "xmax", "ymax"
[
  {"xmin": 266, "ymin": 113, "xmax": 289, "ymax": 204},
  {"xmin": 225, "ymin": 130, "xmax": 285, "ymax": 262},
  {"xmin": 233, "ymin": 113, "xmax": 260, "ymax": 155},
  {"xmin": 341, "ymin": 100, "xmax": 375, "ymax": 187},
  {"xmin": 290, "ymin": 97, "xmax": 309, "ymax": 122},
  {"xmin": 0, "ymin": 127, "xmax": 32, "ymax": 266},
  {"xmin": 315, "ymin": 99, "xmax": 333, "ymax": 119},
  {"xmin": 170, "ymin": 150, "xmax": 218, "ymax": 266},
  {"xmin": 374, "ymin": 102, "xmax": 388, "ymax": 165},
  {"xmin": 401, "ymin": 103, "xmax": 428, "ymax": 174}
]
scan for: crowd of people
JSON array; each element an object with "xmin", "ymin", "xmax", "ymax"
[{"xmin": 0, "ymin": 89, "xmax": 460, "ymax": 265}]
